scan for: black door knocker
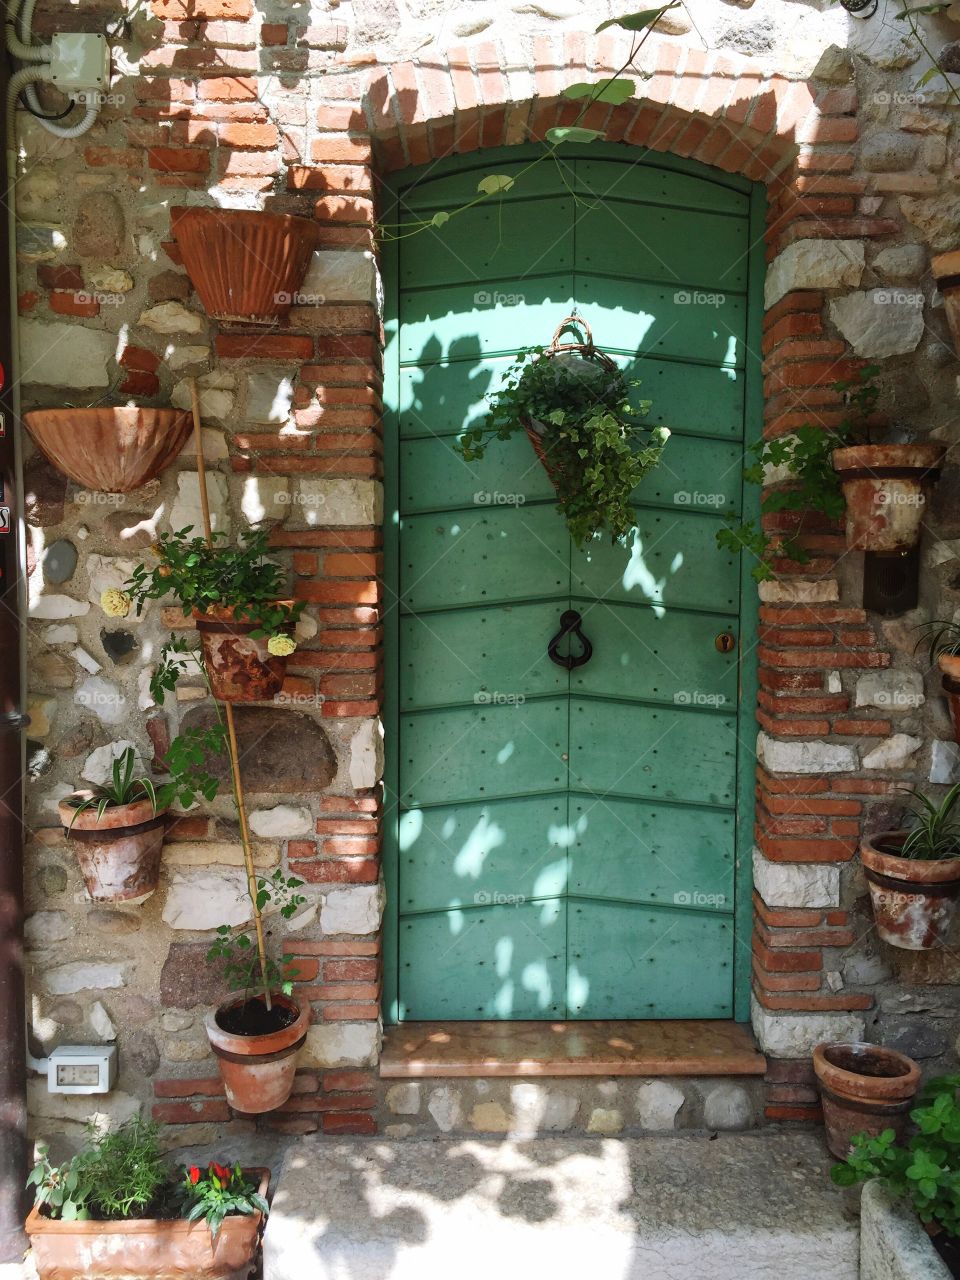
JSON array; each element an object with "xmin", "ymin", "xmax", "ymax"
[{"xmin": 548, "ymin": 609, "xmax": 593, "ymax": 671}]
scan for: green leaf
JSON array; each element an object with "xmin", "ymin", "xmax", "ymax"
[
  {"xmin": 915, "ymin": 66, "xmax": 940, "ymax": 88},
  {"xmin": 431, "ymin": 211, "xmax": 450, "ymax": 227},
  {"xmin": 564, "ymin": 78, "xmax": 636, "ymax": 106},
  {"xmin": 596, "ymin": 3, "xmax": 678, "ymax": 34},
  {"xmin": 546, "ymin": 126, "xmax": 605, "ymax": 145},
  {"xmin": 476, "ymin": 174, "xmax": 515, "ymax": 195}
]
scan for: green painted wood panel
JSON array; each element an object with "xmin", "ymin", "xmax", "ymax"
[
  {"xmin": 400, "ymin": 898, "xmax": 566, "ymax": 1019},
  {"xmin": 400, "ymin": 699, "xmax": 568, "ymax": 808},
  {"xmin": 569, "ymin": 697, "xmax": 737, "ymax": 808},
  {"xmin": 399, "ymin": 603, "xmax": 565, "ymax": 710},
  {"xmin": 570, "ymin": 515, "xmax": 741, "ymax": 614},
  {"xmin": 567, "ymin": 900, "xmax": 732, "ymax": 1018},
  {"xmin": 569, "ymin": 602, "xmax": 739, "ymax": 709},
  {"xmin": 567, "ymin": 795, "xmax": 734, "ymax": 907},
  {"xmin": 399, "ymin": 796, "xmax": 569, "ymax": 912},
  {"xmin": 400, "ymin": 505, "xmax": 568, "ymax": 612},
  {"xmin": 386, "ymin": 146, "xmax": 761, "ymax": 1023}
]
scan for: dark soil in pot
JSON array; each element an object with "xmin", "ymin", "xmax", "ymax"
[{"xmin": 217, "ymin": 996, "xmax": 299, "ymax": 1037}]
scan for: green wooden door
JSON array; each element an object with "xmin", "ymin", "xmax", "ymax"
[{"xmin": 383, "ymin": 146, "xmax": 763, "ymax": 1023}]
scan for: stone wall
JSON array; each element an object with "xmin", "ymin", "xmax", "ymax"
[{"xmin": 13, "ymin": 0, "xmax": 960, "ymax": 1148}]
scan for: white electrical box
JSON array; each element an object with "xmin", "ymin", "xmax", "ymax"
[
  {"xmin": 48, "ymin": 33, "xmax": 110, "ymax": 91},
  {"xmin": 48, "ymin": 1045, "xmax": 117, "ymax": 1095}
]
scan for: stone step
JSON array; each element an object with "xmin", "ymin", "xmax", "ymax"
[{"xmin": 264, "ymin": 1131, "xmax": 859, "ymax": 1280}]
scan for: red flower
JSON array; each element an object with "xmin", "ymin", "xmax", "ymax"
[
  {"xmin": 210, "ymin": 1162, "xmax": 230, "ymax": 1182},
  {"xmin": 188, "ymin": 1167, "xmax": 200, "ymax": 1185}
]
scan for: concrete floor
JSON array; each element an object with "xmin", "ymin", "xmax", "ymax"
[{"xmin": 264, "ymin": 1129, "xmax": 860, "ymax": 1280}]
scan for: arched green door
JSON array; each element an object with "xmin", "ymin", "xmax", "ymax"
[{"xmin": 383, "ymin": 145, "xmax": 764, "ymax": 1022}]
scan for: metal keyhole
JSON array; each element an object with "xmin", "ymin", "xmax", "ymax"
[{"xmin": 715, "ymin": 632, "xmax": 736, "ymax": 654}]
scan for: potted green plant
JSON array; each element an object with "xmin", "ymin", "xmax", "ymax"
[
  {"xmin": 718, "ymin": 367, "xmax": 945, "ymax": 579},
  {"xmin": 58, "ymin": 732, "xmax": 224, "ymax": 905},
  {"xmin": 915, "ymin": 618, "xmax": 960, "ymax": 744},
  {"xmin": 25, "ymin": 1118, "xmax": 269, "ymax": 1279},
  {"xmin": 832, "ymin": 1073, "xmax": 960, "ymax": 1275},
  {"xmin": 204, "ymin": 868, "xmax": 310, "ymax": 1115},
  {"xmin": 127, "ymin": 526, "xmax": 304, "ymax": 703},
  {"xmin": 860, "ymin": 783, "xmax": 960, "ymax": 951},
  {"xmin": 813, "ymin": 1042, "xmax": 921, "ymax": 1160},
  {"xmin": 933, "ymin": 250, "xmax": 960, "ymax": 359},
  {"xmin": 457, "ymin": 315, "xmax": 670, "ymax": 545}
]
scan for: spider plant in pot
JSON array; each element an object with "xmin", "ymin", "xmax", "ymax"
[
  {"xmin": 57, "ymin": 735, "xmax": 221, "ymax": 905},
  {"xmin": 457, "ymin": 315, "xmax": 669, "ymax": 546},
  {"xmin": 718, "ymin": 367, "xmax": 945, "ymax": 581},
  {"xmin": 204, "ymin": 869, "xmax": 309, "ymax": 1114},
  {"xmin": 915, "ymin": 618, "xmax": 960, "ymax": 744},
  {"xmin": 126, "ymin": 526, "xmax": 304, "ymax": 704},
  {"xmin": 860, "ymin": 783, "xmax": 960, "ymax": 950}
]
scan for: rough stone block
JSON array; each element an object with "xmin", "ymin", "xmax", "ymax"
[
  {"xmin": 764, "ymin": 240, "xmax": 865, "ymax": 309},
  {"xmin": 752, "ymin": 848, "xmax": 840, "ymax": 909},
  {"xmin": 20, "ymin": 320, "xmax": 113, "ymax": 388}
]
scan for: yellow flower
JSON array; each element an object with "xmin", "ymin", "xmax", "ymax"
[
  {"xmin": 267, "ymin": 634, "xmax": 296, "ymax": 657},
  {"xmin": 100, "ymin": 588, "xmax": 132, "ymax": 618}
]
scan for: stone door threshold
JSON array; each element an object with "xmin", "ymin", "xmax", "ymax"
[{"xmin": 380, "ymin": 1019, "xmax": 767, "ymax": 1079}]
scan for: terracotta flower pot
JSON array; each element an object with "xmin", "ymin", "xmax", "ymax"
[
  {"xmin": 59, "ymin": 793, "xmax": 167, "ymax": 905},
  {"xmin": 171, "ymin": 207, "xmax": 321, "ymax": 325},
  {"xmin": 205, "ymin": 993, "xmax": 309, "ymax": 1115},
  {"xmin": 23, "ymin": 407, "xmax": 191, "ymax": 494},
  {"xmin": 860, "ymin": 830, "xmax": 960, "ymax": 951},
  {"xmin": 831, "ymin": 444, "xmax": 945, "ymax": 552},
  {"xmin": 940, "ymin": 657, "xmax": 960, "ymax": 745},
  {"xmin": 813, "ymin": 1042, "xmax": 920, "ymax": 1160},
  {"xmin": 193, "ymin": 604, "xmax": 294, "ymax": 704},
  {"xmin": 932, "ymin": 249, "xmax": 960, "ymax": 358},
  {"xmin": 938, "ymin": 653, "xmax": 960, "ymax": 683},
  {"xmin": 26, "ymin": 1167, "xmax": 268, "ymax": 1280}
]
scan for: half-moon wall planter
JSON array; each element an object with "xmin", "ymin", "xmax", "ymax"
[
  {"xmin": 23, "ymin": 407, "xmax": 192, "ymax": 493},
  {"xmin": 171, "ymin": 207, "xmax": 321, "ymax": 325}
]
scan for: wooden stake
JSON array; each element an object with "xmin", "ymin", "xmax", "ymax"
[{"xmin": 187, "ymin": 377, "xmax": 272, "ymax": 1008}]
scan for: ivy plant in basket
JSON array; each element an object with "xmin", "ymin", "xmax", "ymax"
[
  {"xmin": 859, "ymin": 783, "xmax": 960, "ymax": 952},
  {"xmin": 457, "ymin": 316, "xmax": 670, "ymax": 546},
  {"xmin": 126, "ymin": 525, "xmax": 304, "ymax": 704},
  {"xmin": 25, "ymin": 1117, "xmax": 270, "ymax": 1280}
]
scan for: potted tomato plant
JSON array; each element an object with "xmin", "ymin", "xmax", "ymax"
[
  {"xmin": 813, "ymin": 1042, "xmax": 921, "ymax": 1159},
  {"xmin": 25, "ymin": 1118, "xmax": 269, "ymax": 1280},
  {"xmin": 127, "ymin": 526, "xmax": 303, "ymax": 704},
  {"xmin": 205, "ymin": 868, "xmax": 309, "ymax": 1115},
  {"xmin": 860, "ymin": 783, "xmax": 960, "ymax": 951}
]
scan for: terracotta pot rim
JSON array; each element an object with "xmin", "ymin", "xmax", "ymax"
[
  {"xmin": 58, "ymin": 793, "xmax": 165, "ymax": 832},
  {"xmin": 192, "ymin": 600, "xmax": 295, "ymax": 628},
  {"xmin": 172, "ymin": 206, "xmax": 320, "ymax": 237},
  {"xmin": 813, "ymin": 1041, "xmax": 921, "ymax": 1102},
  {"xmin": 831, "ymin": 443, "xmax": 946, "ymax": 475},
  {"xmin": 205, "ymin": 993, "xmax": 309, "ymax": 1057},
  {"xmin": 26, "ymin": 1167, "xmax": 269, "ymax": 1236},
  {"xmin": 24, "ymin": 407, "xmax": 190, "ymax": 427},
  {"xmin": 938, "ymin": 653, "xmax": 960, "ymax": 677},
  {"xmin": 861, "ymin": 832, "xmax": 960, "ymax": 882}
]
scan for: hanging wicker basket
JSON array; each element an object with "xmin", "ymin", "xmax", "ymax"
[{"xmin": 523, "ymin": 314, "xmax": 618, "ymax": 489}]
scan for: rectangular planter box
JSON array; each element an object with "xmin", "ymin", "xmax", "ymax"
[
  {"xmin": 26, "ymin": 1167, "xmax": 269, "ymax": 1280},
  {"xmin": 860, "ymin": 1180, "xmax": 951, "ymax": 1280}
]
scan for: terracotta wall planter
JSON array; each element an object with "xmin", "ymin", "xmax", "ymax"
[
  {"xmin": 193, "ymin": 606, "xmax": 293, "ymax": 703},
  {"xmin": 940, "ymin": 656, "xmax": 960, "ymax": 746},
  {"xmin": 23, "ymin": 408, "xmax": 191, "ymax": 493},
  {"xmin": 26, "ymin": 1167, "xmax": 269, "ymax": 1280},
  {"xmin": 171, "ymin": 208, "xmax": 321, "ymax": 325},
  {"xmin": 59, "ymin": 794, "xmax": 166, "ymax": 905},
  {"xmin": 813, "ymin": 1042, "xmax": 920, "ymax": 1160},
  {"xmin": 860, "ymin": 831, "xmax": 960, "ymax": 951},
  {"xmin": 831, "ymin": 443, "xmax": 945, "ymax": 551},
  {"xmin": 205, "ymin": 994, "xmax": 309, "ymax": 1115},
  {"xmin": 933, "ymin": 249, "xmax": 960, "ymax": 359}
]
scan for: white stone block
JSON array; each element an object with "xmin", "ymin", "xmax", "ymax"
[
  {"xmin": 28, "ymin": 594, "xmax": 91, "ymax": 619},
  {"xmin": 45, "ymin": 963, "xmax": 125, "ymax": 995},
  {"xmin": 758, "ymin": 579, "xmax": 840, "ymax": 604},
  {"xmin": 249, "ymin": 805, "xmax": 313, "ymax": 838},
  {"xmin": 855, "ymin": 670, "xmax": 924, "ymax": 712},
  {"xmin": 301, "ymin": 249, "xmax": 378, "ymax": 305},
  {"xmin": 240, "ymin": 476, "xmax": 290, "ymax": 525},
  {"xmin": 829, "ymin": 289, "xmax": 923, "ymax": 358},
  {"xmin": 320, "ymin": 885, "xmax": 380, "ymax": 936},
  {"xmin": 635, "ymin": 1080, "xmax": 685, "ymax": 1130},
  {"xmin": 751, "ymin": 996, "xmax": 865, "ymax": 1057},
  {"xmin": 138, "ymin": 302, "xmax": 204, "ymax": 335},
  {"xmin": 301, "ymin": 1022, "xmax": 378, "ymax": 1068},
  {"xmin": 349, "ymin": 720, "xmax": 383, "ymax": 790},
  {"xmin": 169, "ymin": 471, "xmax": 230, "ymax": 534},
  {"xmin": 75, "ymin": 676, "xmax": 127, "ymax": 725},
  {"xmin": 245, "ymin": 369, "xmax": 295, "ymax": 423},
  {"xmin": 757, "ymin": 732, "xmax": 857, "ymax": 775},
  {"xmin": 862, "ymin": 734, "xmax": 922, "ymax": 770},
  {"xmin": 162, "ymin": 868, "xmax": 251, "ymax": 930},
  {"xmin": 289, "ymin": 479, "xmax": 383, "ymax": 528},
  {"xmin": 752, "ymin": 848, "xmax": 840, "ymax": 909},
  {"xmin": 764, "ymin": 240, "xmax": 865, "ymax": 309},
  {"xmin": 19, "ymin": 320, "xmax": 113, "ymax": 388}
]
